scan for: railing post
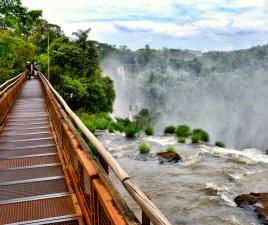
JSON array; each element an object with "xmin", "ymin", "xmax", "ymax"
[
  {"xmin": 99, "ymin": 155, "xmax": 109, "ymax": 174},
  {"xmin": 81, "ymin": 132, "xmax": 109, "ymax": 175},
  {"xmin": 142, "ymin": 211, "xmax": 150, "ymax": 225}
]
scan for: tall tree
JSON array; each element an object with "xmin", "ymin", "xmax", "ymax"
[
  {"xmin": 72, "ymin": 28, "xmax": 91, "ymax": 49},
  {"xmin": 72, "ymin": 28, "xmax": 92, "ymax": 76}
]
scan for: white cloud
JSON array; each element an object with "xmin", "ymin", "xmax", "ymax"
[
  {"xmin": 225, "ymin": 0, "xmax": 266, "ymax": 8},
  {"xmin": 20, "ymin": 0, "xmax": 268, "ymax": 50},
  {"xmin": 113, "ymin": 20, "xmax": 197, "ymax": 38}
]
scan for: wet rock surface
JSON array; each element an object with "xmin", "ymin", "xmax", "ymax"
[
  {"xmin": 235, "ymin": 193, "xmax": 268, "ymax": 224},
  {"xmin": 156, "ymin": 152, "xmax": 181, "ymax": 162}
]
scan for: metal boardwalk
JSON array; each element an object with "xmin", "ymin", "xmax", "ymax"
[
  {"xmin": 0, "ymin": 79, "xmax": 82, "ymax": 225},
  {"xmin": 0, "ymin": 74, "xmax": 172, "ymax": 225}
]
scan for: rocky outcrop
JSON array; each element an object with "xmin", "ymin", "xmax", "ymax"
[
  {"xmin": 235, "ymin": 193, "xmax": 268, "ymax": 224},
  {"xmin": 156, "ymin": 152, "xmax": 181, "ymax": 162}
]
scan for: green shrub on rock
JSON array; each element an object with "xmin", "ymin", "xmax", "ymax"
[
  {"xmin": 192, "ymin": 129, "xmax": 209, "ymax": 142},
  {"xmin": 176, "ymin": 125, "xmax": 191, "ymax": 137},
  {"xmin": 164, "ymin": 126, "xmax": 176, "ymax": 134},
  {"xmin": 145, "ymin": 126, "xmax": 154, "ymax": 135},
  {"xmin": 124, "ymin": 124, "xmax": 139, "ymax": 138},
  {"xmin": 108, "ymin": 123, "xmax": 115, "ymax": 133},
  {"xmin": 166, "ymin": 147, "xmax": 176, "ymax": 153},
  {"xmin": 78, "ymin": 112, "xmax": 113, "ymax": 132},
  {"xmin": 215, "ymin": 141, "xmax": 225, "ymax": 148},
  {"xmin": 178, "ymin": 137, "xmax": 186, "ymax": 143},
  {"xmin": 265, "ymin": 149, "xmax": 268, "ymax": 155},
  {"xmin": 191, "ymin": 133, "xmax": 200, "ymax": 143},
  {"xmin": 139, "ymin": 143, "xmax": 150, "ymax": 154}
]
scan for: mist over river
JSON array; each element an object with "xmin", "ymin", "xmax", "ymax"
[
  {"xmin": 97, "ymin": 131, "xmax": 268, "ymax": 225},
  {"xmin": 101, "ymin": 45, "xmax": 268, "ymax": 150}
]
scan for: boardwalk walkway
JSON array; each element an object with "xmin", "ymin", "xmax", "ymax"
[
  {"xmin": 0, "ymin": 75, "xmax": 172, "ymax": 225},
  {"xmin": 0, "ymin": 79, "xmax": 81, "ymax": 225}
]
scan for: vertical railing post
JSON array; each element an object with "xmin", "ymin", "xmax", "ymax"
[
  {"xmin": 99, "ymin": 155, "xmax": 109, "ymax": 174},
  {"xmin": 81, "ymin": 131, "xmax": 109, "ymax": 174},
  {"xmin": 142, "ymin": 211, "xmax": 150, "ymax": 225}
]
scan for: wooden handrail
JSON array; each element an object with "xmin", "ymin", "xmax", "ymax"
[
  {"xmin": 41, "ymin": 74, "xmax": 172, "ymax": 225},
  {"xmin": 0, "ymin": 73, "xmax": 25, "ymax": 96},
  {"xmin": 0, "ymin": 73, "xmax": 26, "ymax": 129}
]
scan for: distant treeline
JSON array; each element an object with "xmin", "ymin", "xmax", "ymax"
[{"xmin": 95, "ymin": 41, "xmax": 268, "ymax": 76}]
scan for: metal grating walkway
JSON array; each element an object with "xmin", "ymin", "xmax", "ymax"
[{"xmin": 0, "ymin": 79, "xmax": 82, "ymax": 225}]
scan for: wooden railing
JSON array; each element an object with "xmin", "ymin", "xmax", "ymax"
[
  {"xmin": 0, "ymin": 73, "xmax": 172, "ymax": 225},
  {"xmin": 0, "ymin": 73, "xmax": 26, "ymax": 128},
  {"xmin": 40, "ymin": 74, "xmax": 172, "ymax": 225}
]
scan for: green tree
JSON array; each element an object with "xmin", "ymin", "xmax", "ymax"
[
  {"xmin": 83, "ymin": 76, "xmax": 115, "ymax": 113},
  {"xmin": 0, "ymin": 30, "xmax": 36, "ymax": 84},
  {"xmin": 84, "ymin": 41, "xmax": 100, "ymax": 77},
  {"xmin": 0, "ymin": 0, "xmax": 42, "ymax": 35},
  {"xmin": 72, "ymin": 28, "xmax": 92, "ymax": 76},
  {"xmin": 60, "ymin": 76, "xmax": 87, "ymax": 110},
  {"xmin": 51, "ymin": 42, "xmax": 82, "ymax": 75}
]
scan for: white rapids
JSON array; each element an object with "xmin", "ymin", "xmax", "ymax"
[{"xmin": 96, "ymin": 132, "xmax": 268, "ymax": 225}]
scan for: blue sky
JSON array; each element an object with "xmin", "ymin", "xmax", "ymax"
[{"xmin": 21, "ymin": 0, "xmax": 268, "ymax": 51}]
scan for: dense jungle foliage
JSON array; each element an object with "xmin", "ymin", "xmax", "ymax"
[{"xmin": 0, "ymin": 0, "xmax": 115, "ymax": 113}]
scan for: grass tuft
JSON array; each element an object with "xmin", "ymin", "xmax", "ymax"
[
  {"xmin": 164, "ymin": 126, "xmax": 176, "ymax": 134},
  {"xmin": 176, "ymin": 125, "xmax": 191, "ymax": 137},
  {"xmin": 192, "ymin": 128, "xmax": 209, "ymax": 142},
  {"xmin": 139, "ymin": 143, "xmax": 150, "ymax": 154},
  {"xmin": 178, "ymin": 137, "xmax": 186, "ymax": 143},
  {"xmin": 166, "ymin": 147, "xmax": 176, "ymax": 153}
]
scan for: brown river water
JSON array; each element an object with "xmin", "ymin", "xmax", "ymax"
[{"xmin": 97, "ymin": 132, "xmax": 268, "ymax": 225}]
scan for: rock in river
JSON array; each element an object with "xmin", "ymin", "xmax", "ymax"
[
  {"xmin": 235, "ymin": 192, "xmax": 268, "ymax": 224},
  {"xmin": 156, "ymin": 152, "xmax": 181, "ymax": 162}
]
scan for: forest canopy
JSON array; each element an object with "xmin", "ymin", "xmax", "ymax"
[{"xmin": 0, "ymin": 0, "xmax": 115, "ymax": 113}]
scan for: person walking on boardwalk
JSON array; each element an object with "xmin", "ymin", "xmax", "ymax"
[
  {"xmin": 32, "ymin": 62, "xmax": 39, "ymax": 78},
  {"xmin": 25, "ymin": 61, "xmax": 32, "ymax": 80}
]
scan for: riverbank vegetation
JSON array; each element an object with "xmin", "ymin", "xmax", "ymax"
[{"xmin": 78, "ymin": 107, "xmax": 156, "ymax": 138}]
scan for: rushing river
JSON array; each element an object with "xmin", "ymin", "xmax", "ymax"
[{"xmin": 97, "ymin": 131, "xmax": 268, "ymax": 225}]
